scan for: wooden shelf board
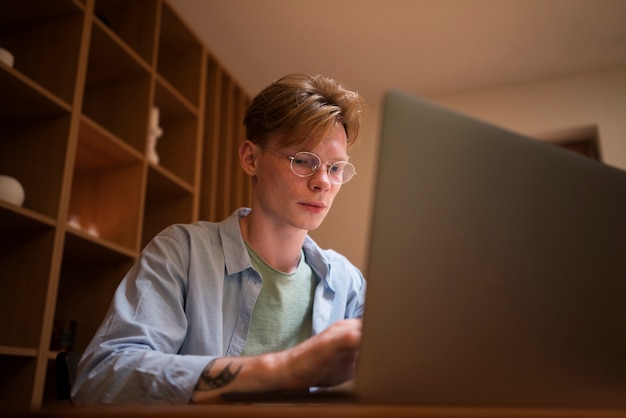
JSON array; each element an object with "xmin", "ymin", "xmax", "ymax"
[
  {"xmin": 64, "ymin": 227, "xmax": 138, "ymax": 262},
  {"xmin": 0, "ymin": 203, "xmax": 56, "ymax": 231},
  {"xmin": 0, "ymin": 346, "xmax": 38, "ymax": 358},
  {"xmin": 0, "ymin": 68, "xmax": 71, "ymax": 121},
  {"xmin": 77, "ymin": 117, "xmax": 144, "ymax": 169}
]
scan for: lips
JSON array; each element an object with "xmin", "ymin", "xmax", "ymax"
[{"xmin": 300, "ymin": 201, "xmax": 327, "ymax": 211}]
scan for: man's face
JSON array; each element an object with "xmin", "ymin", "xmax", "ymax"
[{"xmin": 252, "ymin": 124, "xmax": 350, "ymax": 233}]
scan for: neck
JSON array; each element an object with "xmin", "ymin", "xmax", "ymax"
[{"xmin": 240, "ymin": 213, "xmax": 306, "ymax": 274}]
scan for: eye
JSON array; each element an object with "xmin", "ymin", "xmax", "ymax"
[{"xmin": 292, "ymin": 154, "xmax": 317, "ymax": 168}]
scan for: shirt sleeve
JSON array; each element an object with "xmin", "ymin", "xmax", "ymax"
[{"xmin": 71, "ymin": 230, "xmax": 217, "ymax": 405}]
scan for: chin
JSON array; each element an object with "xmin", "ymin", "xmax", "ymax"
[
  {"xmin": 300, "ymin": 217, "xmax": 325, "ymax": 232},
  {"xmin": 295, "ymin": 207, "xmax": 330, "ymax": 231},
  {"xmin": 305, "ymin": 224, "xmax": 322, "ymax": 232}
]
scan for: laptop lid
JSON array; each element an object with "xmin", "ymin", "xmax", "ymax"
[{"xmin": 356, "ymin": 90, "xmax": 626, "ymax": 407}]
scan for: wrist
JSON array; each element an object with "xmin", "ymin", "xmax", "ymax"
[{"xmin": 258, "ymin": 350, "xmax": 292, "ymax": 392}]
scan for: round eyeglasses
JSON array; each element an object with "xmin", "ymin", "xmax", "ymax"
[{"xmin": 266, "ymin": 148, "xmax": 356, "ymax": 184}]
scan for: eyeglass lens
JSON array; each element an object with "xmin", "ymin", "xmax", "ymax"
[{"xmin": 290, "ymin": 152, "xmax": 355, "ymax": 184}]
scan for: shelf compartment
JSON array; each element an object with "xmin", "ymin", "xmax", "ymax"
[
  {"xmin": 152, "ymin": 77, "xmax": 200, "ymax": 186},
  {"xmin": 0, "ymin": 70, "xmax": 72, "ymax": 219},
  {"xmin": 55, "ymin": 233, "xmax": 135, "ymax": 353},
  {"xmin": 142, "ymin": 166, "xmax": 194, "ymax": 247},
  {"xmin": 0, "ymin": 0, "xmax": 84, "ymax": 104},
  {"xmin": 157, "ymin": 2, "xmax": 203, "ymax": 108},
  {"xmin": 82, "ymin": 20, "xmax": 152, "ymax": 153},
  {"xmin": 1, "ymin": 101, "xmax": 71, "ymax": 221},
  {"xmin": 68, "ymin": 118, "xmax": 145, "ymax": 252},
  {"xmin": 0, "ymin": 354, "xmax": 37, "ymax": 409},
  {"xmin": 93, "ymin": 0, "xmax": 158, "ymax": 66},
  {"xmin": 0, "ymin": 217, "xmax": 55, "ymax": 349}
]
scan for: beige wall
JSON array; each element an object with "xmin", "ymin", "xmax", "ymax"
[
  {"xmin": 434, "ymin": 65, "xmax": 626, "ymax": 171},
  {"xmin": 310, "ymin": 65, "xmax": 626, "ymax": 274}
]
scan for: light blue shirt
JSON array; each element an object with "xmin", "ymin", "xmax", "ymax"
[{"xmin": 71, "ymin": 208, "xmax": 366, "ymax": 405}]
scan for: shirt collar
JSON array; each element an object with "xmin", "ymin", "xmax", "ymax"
[
  {"xmin": 302, "ymin": 236, "xmax": 335, "ymax": 294},
  {"xmin": 219, "ymin": 208, "xmax": 336, "ymax": 293},
  {"xmin": 220, "ymin": 208, "xmax": 254, "ymax": 275}
]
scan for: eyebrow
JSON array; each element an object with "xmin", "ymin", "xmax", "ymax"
[{"xmin": 303, "ymin": 151, "xmax": 351, "ymax": 162}]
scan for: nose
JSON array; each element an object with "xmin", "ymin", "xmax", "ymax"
[{"xmin": 309, "ymin": 164, "xmax": 333, "ymax": 190}]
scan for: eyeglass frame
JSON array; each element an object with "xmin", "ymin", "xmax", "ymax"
[{"xmin": 261, "ymin": 146, "xmax": 357, "ymax": 185}]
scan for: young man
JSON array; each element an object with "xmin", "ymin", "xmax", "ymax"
[{"xmin": 72, "ymin": 73, "xmax": 368, "ymax": 404}]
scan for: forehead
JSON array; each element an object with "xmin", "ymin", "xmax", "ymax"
[
  {"xmin": 274, "ymin": 125, "xmax": 348, "ymax": 157},
  {"xmin": 271, "ymin": 122, "xmax": 347, "ymax": 147}
]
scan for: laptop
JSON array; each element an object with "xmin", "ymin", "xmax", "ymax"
[
  {"xmin": 225, "ymin": 90, "xmax": 626, "ymax": 407},
  {"xmin": 356, "ymin": 90, "xmax": 626, "ymax": 407}
]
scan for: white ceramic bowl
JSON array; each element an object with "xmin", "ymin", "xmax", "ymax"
[
  {"xmin": 0, "ymin": 175, "xmax": 25, "ymax": 206},
  {"xmin": 0, "ymin": 48, "xmax": 14, "ymax": 67}
]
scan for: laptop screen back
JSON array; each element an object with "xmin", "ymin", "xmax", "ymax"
[{"xmin": 356, "ymin": 90, "xmax": 626, "ymax": 407}]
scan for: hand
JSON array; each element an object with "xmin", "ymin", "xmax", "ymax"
[{"xmin": 279, "ymin": 318, "xmax": 362, "ymax": 388}]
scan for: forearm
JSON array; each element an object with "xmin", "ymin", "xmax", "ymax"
[
  {"xmin": 190, "ymin": 353, "xmax": 289, "ymax": 403},
  {"xmin": 190, "ymin": 319, "xmax": 362, "ymax": 403}
]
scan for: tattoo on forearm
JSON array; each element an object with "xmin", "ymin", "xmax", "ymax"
[{"xmin": 195, "ymin": 360, "xmax": 242, "ymax": 391}]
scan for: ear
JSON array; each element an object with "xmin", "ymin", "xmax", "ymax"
[{"xmin": 239, "ymin": 140, "xmax": 258, "ymax": 176}]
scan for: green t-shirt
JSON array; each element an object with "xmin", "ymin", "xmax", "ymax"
[{"xmin": 242, "ymin": 244, "xmax": 316, "ymax": 356}]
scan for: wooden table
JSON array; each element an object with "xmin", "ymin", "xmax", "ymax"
[{"xmin": 13, "ymin": 404, "xmax": 626, "ymax": 418}]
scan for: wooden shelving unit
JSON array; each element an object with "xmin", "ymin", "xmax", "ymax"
[{"xmin": 0, "ymin": 0, "xmax": 251, "ymax": 410}]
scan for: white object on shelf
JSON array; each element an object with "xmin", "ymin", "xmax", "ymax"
[
  {"xmin": 0, "ymin": 48, "xmax": 14, "ymax": 67},
  {"xmin": 68, "ymin": 214, "xmax": 81, "ymax": 229},
  {"xmin": 86, "ymin": 223, "xmax": 100, "ymax": 238},
  {"xmin": 0, "ymin": 175, "xmax": 25, "ymax": 206},
  {"xmin": 149, "ymin": 106, "xmax": 160, "ymax": 130},
  {"xmin": 147, "ymin": 106, "xmax": 163, "ymax": 165}
]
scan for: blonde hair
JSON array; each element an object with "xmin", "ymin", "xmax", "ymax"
[{"xmin": 244, "ymin": 73, "xmax": 366, "ymax": 149}]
